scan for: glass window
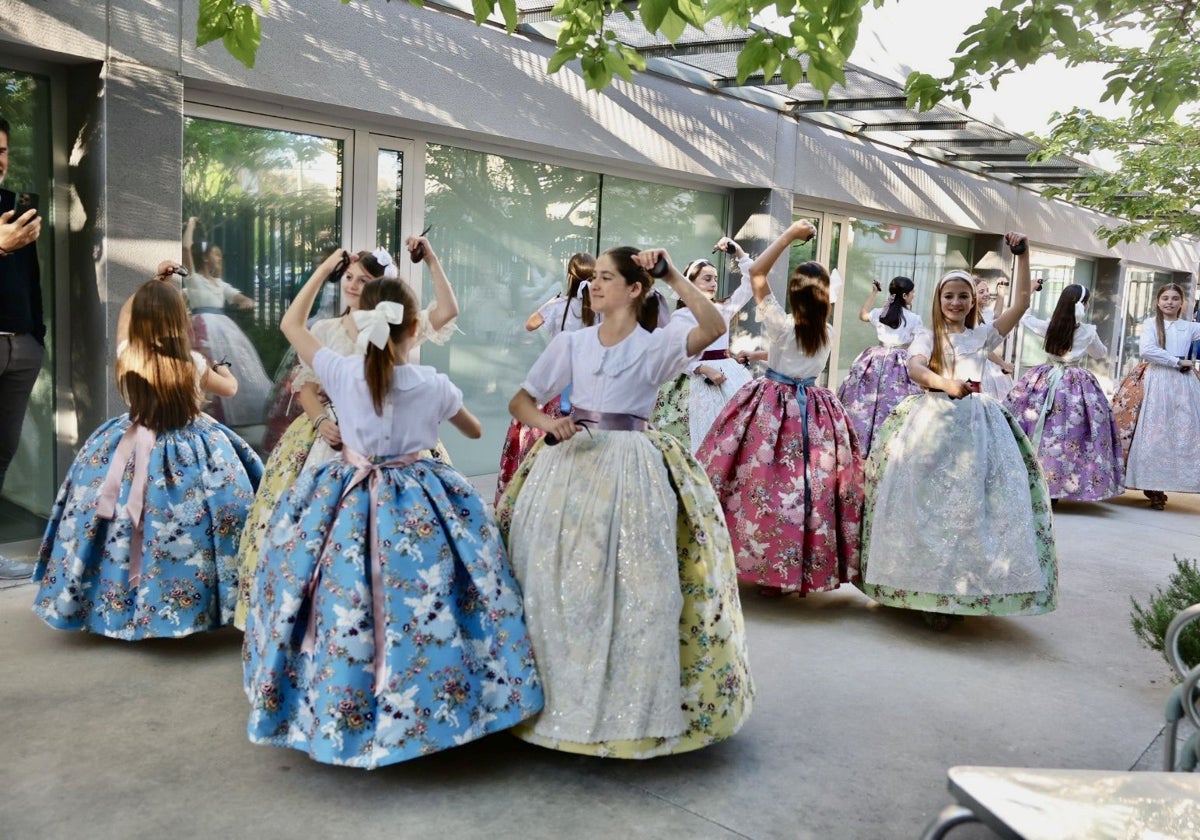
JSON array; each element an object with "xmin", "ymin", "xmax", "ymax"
[
  {"xmin": 1116, "ymin": 268, "xmax": 1174, "ymax": 378},
  {"xmin": 423, "ymin": 145, "xmax": 600, "ymax": 476},
  {"xmin": 1, "ymin": 68, "xmax": 55, "ymax": 543},
  {"xmin": 835, "ymin": 219, "xmax": 970, "ymax": 384},
  {"xmin": 182, "ymin": 116, "xmax": 344, "ymax": 452},
  {"xmin": 598, "ymin": 176, "xmax": 728, "ymax": 293},
  {"xmin": 423, "ymin": 147, "xmax": 729, "ymax": 475},
  {"xmin": 1014, "ymin": 254, "xmax": 1096, "ymax": 373}
]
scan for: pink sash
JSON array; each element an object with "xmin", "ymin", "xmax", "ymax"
[{"xmin": 96, "ymin": 424, "xmax": 157, "ymax": 588}]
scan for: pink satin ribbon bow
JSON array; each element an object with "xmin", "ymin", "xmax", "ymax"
[
  {"xmin": 96, "ymin": 424, "xmax": 157, "ymax": 588},
  {"xmin": 300, "ymin": 448, "xmax": 420, "ymax": 697}
]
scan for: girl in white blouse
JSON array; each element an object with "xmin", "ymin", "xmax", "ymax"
[
  {"xmin": 651, "ymin": 237, "xmax": 755, "ymax": 452},
  {"xmin": 243, "ymin": 249, "xmax": 542, "ymax": 769},
  {"xmin": 1004, "ymin": 284, "xmax": 1124, "ymax": 502},
  {"xmin": 858, "ymin": 235, "xmax": 1058, "ymax": 629},
  {"xmin": 1112, "ymin": 282, "xmax": 1200, "ymax": 509},
  {"xmin": 836, "ymin": 275, "xmax": 924, "ymax": 455},
  {"xmin": 233, "ymin": 241, "xmax": 459, "ymax": 629},
  {"xmin": 495, "ymin": 252, "xmax": 597, "ymax": 503},
  {"xmin": 696, "ymin": 221, "xmax": 864, "ymax": 598},
  {"xmin": 33, "ymin": 263, "xmax": 261, "ymax": 639},
  {"xmin": 497, "ymin": 245, "xmax": 753, "ymax": 759}
]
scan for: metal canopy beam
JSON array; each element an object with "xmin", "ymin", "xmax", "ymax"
[
  {"xmin": 637, "ymin": 37, "xmax": 749, "ymax": 60},
  {"xmin": 986, "ymin": 164, "xmax": 1080, "ymax": 173},
  {"xmin": 714, "ymin": 73, "xmax": 787, "ymax": 88},
  {"xmin": 520, "ymin": 1, "xmax": 638, "ymax": 24},
  {"xmin": 908, "ymin": 138, "xmax": 1014, "ymax": 148},
  {"xmin": 1011, "ymin": 174, "xmax": 1088, "ymax": 183},
  {"xmin": 858, "ymin": 120, "xmax": 970, "ymax": 132},
  {"xmin": 787, "ymin": 96, "xmax": 912, "ymax": 113},
  {"xmin": 947, "ymin": 152, "xmax": 1041, "ymax": 162}
]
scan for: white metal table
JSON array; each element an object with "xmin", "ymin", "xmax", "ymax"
[{"xmin": 921, "ymin": 765, "xmax": 1200, "ymax": 839}]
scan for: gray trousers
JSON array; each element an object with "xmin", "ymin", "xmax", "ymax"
[{"xmin": 0, "ymin": 333, "xmax": 44, "ymax": 492}]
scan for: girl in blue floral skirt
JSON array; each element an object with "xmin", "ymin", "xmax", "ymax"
[
  {"xmin": 33, "ymin": 262, "xmax": 263, "ymax": 639},
  {"xmin": 243, "ymin": 245, "xmax": 543, "ymax": 769}
]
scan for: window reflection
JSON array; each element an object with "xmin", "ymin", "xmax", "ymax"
[{"xmin": 182, "ymin": 116, "xmax": 343, "ymax": 452}]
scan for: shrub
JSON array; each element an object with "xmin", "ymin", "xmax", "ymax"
[{"xmin": 1130, "ymin": 556, "xmax": 1200, "ymax": 674}]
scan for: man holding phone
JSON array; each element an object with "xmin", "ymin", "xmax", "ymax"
[{"xmin": 0, "ymin": 115, "xmax": 45, "ymax": 579}]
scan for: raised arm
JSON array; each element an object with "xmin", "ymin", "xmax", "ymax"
[
  {"xmin": 748, "ymin": 220, "xmax": 816, "ymax": 304},
  {"xmin": 181, "ymin": 217, "xmax": 197, "ymax": 275},
  {"xmin": 633, "ymin": 249, "xmax": 724, "ymax": 356},
  {"xmin": 282, "ymin": 249, "xmax": 348, "ymax": 368},
  {"xmin": 407, "ymin": 234, "xmax": 459, "ymax": 332},
  {"xmin": 992, "ymin": 233, "xmax": 1032, "ymax": 337},
  {"xmin": 859, "ymin": 281, "xmax": 881, "ymax": 322}
]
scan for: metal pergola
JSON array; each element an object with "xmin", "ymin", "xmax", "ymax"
[{"xmin": 500, "ymin": 4, "xmax": 1092, "ymax": 191}]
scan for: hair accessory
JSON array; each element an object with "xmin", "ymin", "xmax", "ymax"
[
  {"xmin": 1074, "ymin": 301, "xmax": 1086, "ymax": 321},
  {"xmin": 371, "ymin": 248, "xmax": 399, "ymax": 280},
  {"xmin": 828, "ymin": 268, "xmax": 844, "ymax": 303},
  {"xmin": 938, "ymin": 269, "xmax": 975, "ymax": 290},
  {"xmin": 575, "ymin": 280, "xmax": 590, "ymax": 297},
  {"xmin": 651, "ymin": 289, "xmax": 672, "ymax": 328},
  {"xmin": 684, "ymin": 259, "xmax": 714, "ymax": 279},
  {"xmin": 352, "ymin": 301, "xmax": 406, "ymax": 351}
]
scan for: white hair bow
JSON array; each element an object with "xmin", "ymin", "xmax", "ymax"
[
  {"xmin": 352, "ymin": 301, "xmax": 405, "ymax": 351},
  {"xmin": 372, "ymin": 248, "xmax": 399, "ymax": 279},
  {"xmin": 828, "ymin": 268, "xmax": 844, "ymax": 303}
]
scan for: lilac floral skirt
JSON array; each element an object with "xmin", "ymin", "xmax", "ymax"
[
  {"xmin": 1004, "ymin": 363, "xmax": 1124, "ymax": 501},
  {"xmin": 836, "ymin": 345, "xmax": 922, "ymax": 457}
]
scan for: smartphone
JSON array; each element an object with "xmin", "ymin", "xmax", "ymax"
[{"xmin": 14, "ymin": 192, "xmax": 39, "ymax": 222}]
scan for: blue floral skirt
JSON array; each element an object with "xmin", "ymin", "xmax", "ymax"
[
  {"xmin": 243, "ymin": 456, "xmax": 543, "ymax": 769},
  {"xmin": 32, "ymin": 413, "xmax": 263, "ymax": 639}
]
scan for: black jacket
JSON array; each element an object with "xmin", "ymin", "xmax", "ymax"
[{"xmin": 0, "ymin": 188, "xmax": 45, "ymax": 344}]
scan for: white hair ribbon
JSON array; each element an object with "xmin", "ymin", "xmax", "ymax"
[
  {"xmin": 352, "ymin": 301, "xmax": 405, "ymax": 351},
  {"xmin": 372, "ymin": 248, "xmax": 399, "ymax": 280},
  {"xmin": 938, "ymin": 269, "xmax": 975, "ymax": 290},
  {"xmin": 828, "ymin": 268, "xmax": 844, "ymax": 303},
  {"xmin": 576, "ymin": 280, "xmax": 590, "ymax": 296}
]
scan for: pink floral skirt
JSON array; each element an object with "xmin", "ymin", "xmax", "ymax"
[
  {"xmin": 696, "ymin": 376, "xmax": 864, "ymax": 593},
  {"xmin": 494, "ymin": 394, "xmax": 566, "ymax": 505}
]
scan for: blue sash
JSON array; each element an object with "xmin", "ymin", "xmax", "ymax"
[{"xmin": 765, "ymin": 369, "xmax": 817, "ymax": 514}]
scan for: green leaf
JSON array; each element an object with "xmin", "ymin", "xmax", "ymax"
[
  {"xmin": 639, "ymin": 0, "xmax": 671, "ymax": 33},
  {"xmin": 604, "ymin": 48, "xmax": 633, "ymax": 82},
  {"xmin": 197, "ymin": 0, "xmax": 234, "ymax": 48},
  {"xmin": 471, "ymin": 0, "xmax": 492, "ymax": 25},
  {"xmin": 497, "ymin": 0, "xmax": 518, "ymax": 33},
  {"xmin": 546, "ymin": 48, "xmax": 572, "ymax": 75},
  {"xmin": 735, "ymin": 37, "xmax": 769, "ymax": 85},
  {"xmin": 660, "ymin": 9, "xmax": 687, "ymax": 43},
  {"xmin": 223, "ymin": 4, "xmax": 261, "ymax": 69}
]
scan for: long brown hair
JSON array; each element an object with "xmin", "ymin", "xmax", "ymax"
[
  {"xmin": 788, "ymin": 261, "xmax": 830, "ymax": 355},
  {"xmin": 1043, "ymin": 284, "xmax": 1087, "ymax": 357},
  {"xmin": 359, "ymin": 279, "xmax": 418, "ymax": 415},
  {"xmin": 603, "ymin": 246, "xmax": 662, "ymax": 331},
  {"xmin": 563, "ymin": 252, "xmax": 596, "ymax": 330},
  {"xmin": 1154, "ymin": 282, "xmax": 1187, "ymax": 348},
  {"xmin": 928, "ymin": 270, "xmax": 979, "ymax": 376},
  {"xmin": 116, "ymin": 281, "xmax": 202, "ymax": 431}
]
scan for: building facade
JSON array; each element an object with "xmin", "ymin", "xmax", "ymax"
[{"xmin": 1, "ymin": 0, "xmax": 1196, "ymax": 551}]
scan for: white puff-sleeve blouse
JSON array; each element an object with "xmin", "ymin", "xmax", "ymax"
[{"xmin": 521, "ymin": 318, "xmax": 696, "ymax": 418}]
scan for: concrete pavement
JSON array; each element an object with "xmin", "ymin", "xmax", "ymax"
[{"xmin": 0, "ymin": 487, "xmax": 1194, "ymax": 839}]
